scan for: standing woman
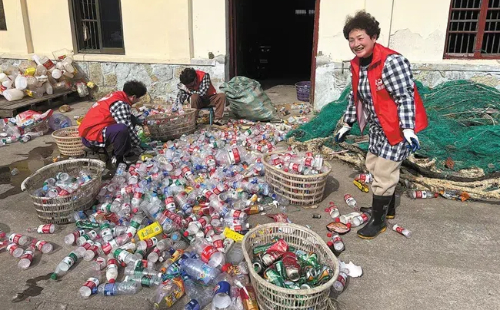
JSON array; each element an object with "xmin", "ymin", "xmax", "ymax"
[{"xmin": 334, "ymin": 11, "xmax": 428, "ymax": 239}]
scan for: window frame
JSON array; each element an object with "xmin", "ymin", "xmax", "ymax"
[
  {"xmin": 68, "ymin": 0, "xmax": 125, "ymax": 55},
  {"xmin": 0, "ymin": 0, "xmax": 7, "ymax": 31},
  {"xmin": 444, "ymin": 0, "xmax": 500, "ymax": 59}
]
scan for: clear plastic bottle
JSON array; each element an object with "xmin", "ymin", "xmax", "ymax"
[
  {"xmin": 8, "ymin": 233, "xmax": 30, "ymax": 246},
  {"xmin": 97, "ymin": 281, "xmax": 142, "ymax": 296},
  {"xmin": 51, "ymin": 248, "xmax": 86, "ymax": 279},
  {"xmin": 191, "ymin": 237, "xmax": 225, "ymax": 268},
  {"xmin": 212, "ymin": 272, "xmax": 233, "ymax": 310},
  {"xmin": 79, "ymin": 276, "xmax": 101, "ymax": 299},
  {"xmin": 392, "ymin": 224, "xmax": 412, "ymax": 238},
  {"xmin": 7, "ymin": 243, "xmax": 24, "ymax": 258},
  {"xmin": 26, "ymin": 223, "xmax": 57, "ymax": 234},
  {"xmin": 225, "ymin": 241, "xmax": 244, "ymax": 264},
  {"xmin": 408, "ymin": 190, "xmax": 438, "ymax": 199},
  {"xmin": 327, "ymin": 232, "xmax": 345, "ymax": 252},
  {"xmin": 183, "ymin": 276, "xmax": 213, "ymax": 310},
  {"xmin": 180, "ymin": 258, "xmax": 220, "ymax": 285},
  {"xmin": 147, "ymin": 238, "xmax": 174, "ymax": 263},
  {"xmin": 152, "ymin": 277, "xmax": 185, "ymax": 309},
  {"xmin": 33, "ymin": 239, "xmax": 53, "ymax": 254},
  {"xmin": 126, "ymin": 274, "xmax": 163, "ymax": 287},
  {"xmin": 333, "ymin": 268, "xmax": 349, "ymax": 292},
  {"xmin": 344, "ymin": 194, "xmax": 359, "ymax": 211},
  {"xmin": 18, "ymin": 245, "xmax": 35, "ymax": 269}
]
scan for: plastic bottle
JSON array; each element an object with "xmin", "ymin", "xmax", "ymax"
[
  {"xmin": 191, "ymin": 237, "xmax": 225, "ymax": 268},
  {"xmin": 48, "ymin": 114, "xmax": 71, "ymax": 131},
  {"xmin": 52, "ymin": 248, "xmax": 86, "ymax": 279},
  {"xmin": 26, "ymin": 223, "xmax": 57, "ymax": 234},
  {"xmin": 408, "ymin": 190, "xmax": 438, "ymax": 199},
  {"xmin": 152, "ymin": 277, "xmax": 185, "ymax": 309},
  {"xmin": 183, "ymin": 276, "xmax": 213, "ymax": 310},
  {"xmin": 33, "ymin": 239, "xmax": 53, "ymax": 254},
  {"xmin": 64, "ymin": 230, "xmax": 85, "ymax": 245},
  {"xmin": 351, "ymin": 213, "xmax": 369, "ymax": 227},
  {"xmin": 7, "ymin": 243, "xmax": 24, "ymax": 258},
  {"xmin": 392, "ymin": 224, "xmax": 412, "ymax": 238},
  {"xmin": 79, "ymin": 276, "xmax": 101, "ymax": 298},
  {"xmin": 325, "ymin": 202, "xmax": 340, "ymax": 218},
  {"xmin": 333, "ymin": 268, "xmax": 349, "ymax": 292},
  {"xmin": 97, "ymin": 281, "xmax": 142, "ymax": 296},
  {"xmin": 126, "ymin": 274, "xmax": 163, "ymax": 287},
  {"xmin": 18, "ymin": 245, "xmax": 36, "ymax": 269},
  {"xmin": 147, "ymin": 238, "xmax": 174, "ymax": 263},
  {"xmin": 8, "ymin": 233, "xmax": 30, "ymax": 246},
  {"xmin": 225, "ymin": 241, "xmax": 244, "ymax": 264},
  {"xmin": 327, "ymin": 232, "xmax": 345, "ymax": 252},
  {"xmin": 180, "ymin": 258, "xmax": 220, "ymax": 285},
  {"xmin": 344, "ymin": 194, "xmax": 359, "ymax": 211},
  {"xmin": 212, "ymin": 273, "xmax": 233, "ymax": 310}
]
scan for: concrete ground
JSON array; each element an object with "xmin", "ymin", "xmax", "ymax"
[{"xmin": 0, "ymin": 85, "xmax": 499, "ymax": 310}]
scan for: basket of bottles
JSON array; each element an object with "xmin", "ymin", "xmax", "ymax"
[
  {"xmin": 145, "ymin": 108, "xmax": 197, "ymax": 141},
  {"xmin": 20, "ymin": 159, "xmax": 106, "ymax": 224},
  {"xmin": 242, "ymin": 222, "xmax": 339, "ymax": 310},
  {"xmin": 262, "ymin": 152, "xmax": 331, "ymax": 205},
  {"xmin": 52, "ymin": 126, "xmax": 85, "ymax": 156}
]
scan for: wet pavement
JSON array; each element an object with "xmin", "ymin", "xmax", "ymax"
[{"xmin": 1, "ymin": 93, "xmax": 500, "ymax": 310}]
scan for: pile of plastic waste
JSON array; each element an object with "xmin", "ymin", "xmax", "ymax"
[
  {"xmin": 0, "ymin": 49, "xmax": 90, "ymax": 102},
  {"xmin": 32, "ymin": 171, "xmax": 94, "ymax": 198},
  {"xmin": 0, "ymin": 110, "xmax": 71, "ymax": 146}
]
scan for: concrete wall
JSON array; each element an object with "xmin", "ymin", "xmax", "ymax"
[
  {"xmin": 0, "ymin": 0, "xmax": 29, "ymax": 55},
  {"xmin": 314, "ymin": 0, "xmax": 500, "ymax": 111},
  {"xmin": 0, "ymin": 0, "xmax": 227, "ymax": 63}
]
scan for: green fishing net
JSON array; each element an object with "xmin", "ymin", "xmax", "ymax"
[{"xmin": 286, "ymin": 80, "xmax": 500, "ymax": 174}]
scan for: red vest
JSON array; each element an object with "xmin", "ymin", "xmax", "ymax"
[
  {"xmin": 195, "ymin": 70, "xmax": 217, "ymax": 97},
  {"xmin": 78, "ymin": 91, "xmax": 132, "ymax": 142},
  {"xmin": 351, "ymin": 43, "xmax": 428, "ymax": 145}
]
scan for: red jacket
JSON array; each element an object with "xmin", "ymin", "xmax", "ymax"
[
  {"xmin": 351, "ymin": 43, "xmax": 428, "ymax": 145},
  {"xmin": 78, "ymin": 91, "xmax": 131, "ymax": 142},
  {"xmin": 195, "ymin": 70, "xmax": 217, "ymax": 97}
]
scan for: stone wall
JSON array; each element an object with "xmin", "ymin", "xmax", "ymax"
[
  {"xmin": 313, "ymin": 55, "xmax": 500, "ymax": 111},
  {"xmin": 0, "ymin": 56, "xmax": 226, "ymax": 104}
]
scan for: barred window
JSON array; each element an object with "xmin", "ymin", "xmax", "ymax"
[
  {"xmin": 445, "ymin": 0, "xmax": 500, "ymax": 58},
  {"xmin": 70, "ymin": 0, "xmax": 125, "ymax": 54}
]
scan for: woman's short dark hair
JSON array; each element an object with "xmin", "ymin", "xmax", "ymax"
[
  {"xmin": 343, "ymin": 11, "xmax": 381, "ymax": 40},
  {"xmin": 123, "ymin": 80, "xmax": 147, "ymax": 98},
  {"xmin": 180, "ymin": 68, "xmax": 197, "ymax": 85}
]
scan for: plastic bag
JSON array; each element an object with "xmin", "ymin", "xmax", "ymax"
[{"xmin": 219, "ymin": 76, "xmax": 277, "ymax": 121}]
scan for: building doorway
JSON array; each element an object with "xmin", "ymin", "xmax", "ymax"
[{"xmin": 229, "ymin": 0, "xmax": 317, "ymax": 90}]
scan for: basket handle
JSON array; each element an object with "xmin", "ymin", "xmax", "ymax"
[{"xmin": 21, "ymin": 176, "xmax": 30, "ymax": 192}]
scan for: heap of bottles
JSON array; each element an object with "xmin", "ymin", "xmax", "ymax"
[
  {"xmin": 31, "ymin": 170, "xmax": 94, "ymax": 198},
  {"xmin": 267, "ymin": 151, "xmax": 326, "ymax": 175},
  {"xmin": 0, "ymin": 226, "xmax": 55, "ymax": 270},
  {"xmin": 47, "ymin": 121, "xmax": 320, "ymax": 308}
]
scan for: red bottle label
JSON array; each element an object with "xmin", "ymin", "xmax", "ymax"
[{"xmin": 201, "ymin": 246, "xmax": 217, "ymax": 263}]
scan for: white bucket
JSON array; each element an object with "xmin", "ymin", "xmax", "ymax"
[{"xmin": 3, "ymin": 89, "xmax": 24, "ymax": 101}]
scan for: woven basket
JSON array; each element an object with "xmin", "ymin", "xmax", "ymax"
[
  {"xmin": 263, "ymin": 152, "xmax": 331, "ymax": 205},
  {"xmin": 21, "ymin": 159, "xmax": 106, "ymax": 224},
  {"xmin": 145, "ymin": 108, "xmax": 197, "ymax": 141},
  {"xmin": 242, "ymin": 223, "xmax": 339, "ymax": 310},
  {"xmin": 52, "ymin": 126, "xmax": 85, "ymax": 156}
]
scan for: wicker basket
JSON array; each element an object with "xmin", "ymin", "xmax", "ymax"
[
  {"xmin": 263, "ymin": 152, "xmax": 331, "ymax": 205},
  {"xmin": 145, "ymin": 108, "xmax": 197, "ymax": 141},
  {"xmin": 52, "ymin": 126, "xmax": 85, "ymax": 156},
  {"xmin": 21, "ymin": 159, "xmax": 106, "ymax": 224},
  {"xmin": 242, "ymin": 223, "xmax": 339, "ymax": 310}
]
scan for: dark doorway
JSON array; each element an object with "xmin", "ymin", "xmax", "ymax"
[{"xmin": 230, "ymin": 0, "xmax": 317, "ymax": 89}]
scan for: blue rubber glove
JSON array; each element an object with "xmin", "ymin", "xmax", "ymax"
[
  {"xmin": 334, "ymin": 125, "xmax": 351, "ymax": 143},
  {"xmin": 403, "ymin": 129, "xmax": 420, "ymax": 153}
]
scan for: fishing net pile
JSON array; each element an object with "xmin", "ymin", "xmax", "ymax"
[{"xmin": 286, "ymin": 80, "xmax": 500, "ymax": 200}]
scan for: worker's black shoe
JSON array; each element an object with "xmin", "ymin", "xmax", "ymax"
[
  {"xmin": 360, "ymin": 192, "xmax": 396, "ymax": 219},
  {"xmin": 357, "ymin": 195, "xmax": 393, "ymax": 239}
]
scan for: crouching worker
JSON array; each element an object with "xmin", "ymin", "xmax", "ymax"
[
  {"xmin": 78, "ymin": 80, "xmax": 150, "ymax": 165},
  {"xmin": 175, "ymin": 68, "xmax": 227, "ymax": 126}
]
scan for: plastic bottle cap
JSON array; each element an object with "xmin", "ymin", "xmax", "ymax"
[
  {"xmin": 327, "ymin": 241, "xmax": 333, "ymax": 246},
  {"xmin": 346, "ymin": 223, "xmax": 352, "ymax": 229},
  {"xmin": 221, "ymin": 263, "xmax": 231, "ymax": 273},
  {"xmin": 183, "ymin": 231, "xmax": 189, "ymax": 237},
  {"xmin": 109, "ymin": 279, "xmax": 115, "ymax": 283},
  {"xmin": 50, "ymin": 273, "xmax": 57, "ymax": 280},
  {"xmin": 327, "ymin": 232, "xmax": 332, "ymax": 238},
  {"xmin": 334, "ymin": 218, "xmax": 340, "ymax": 223},
  {"xmin": 324, "ymin": 208, "xmax": 330, "ymax": 212}
]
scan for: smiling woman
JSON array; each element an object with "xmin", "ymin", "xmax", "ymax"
[{"xmin": 334, "ymin": 10, "xmax": 429, "ymax": 240}]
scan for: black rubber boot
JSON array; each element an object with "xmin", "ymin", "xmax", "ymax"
[
  {"xmin": 360, "ymin": 192, "xmax": 396, "ymax": 219},
  {"xmin": 357, "ymin": 195, "xmax": 393, "ymax": 239}
]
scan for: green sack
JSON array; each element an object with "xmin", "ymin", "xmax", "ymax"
[{"xmin": 220, "ymin": 76, "xmax": 277, "ymax": 121}]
